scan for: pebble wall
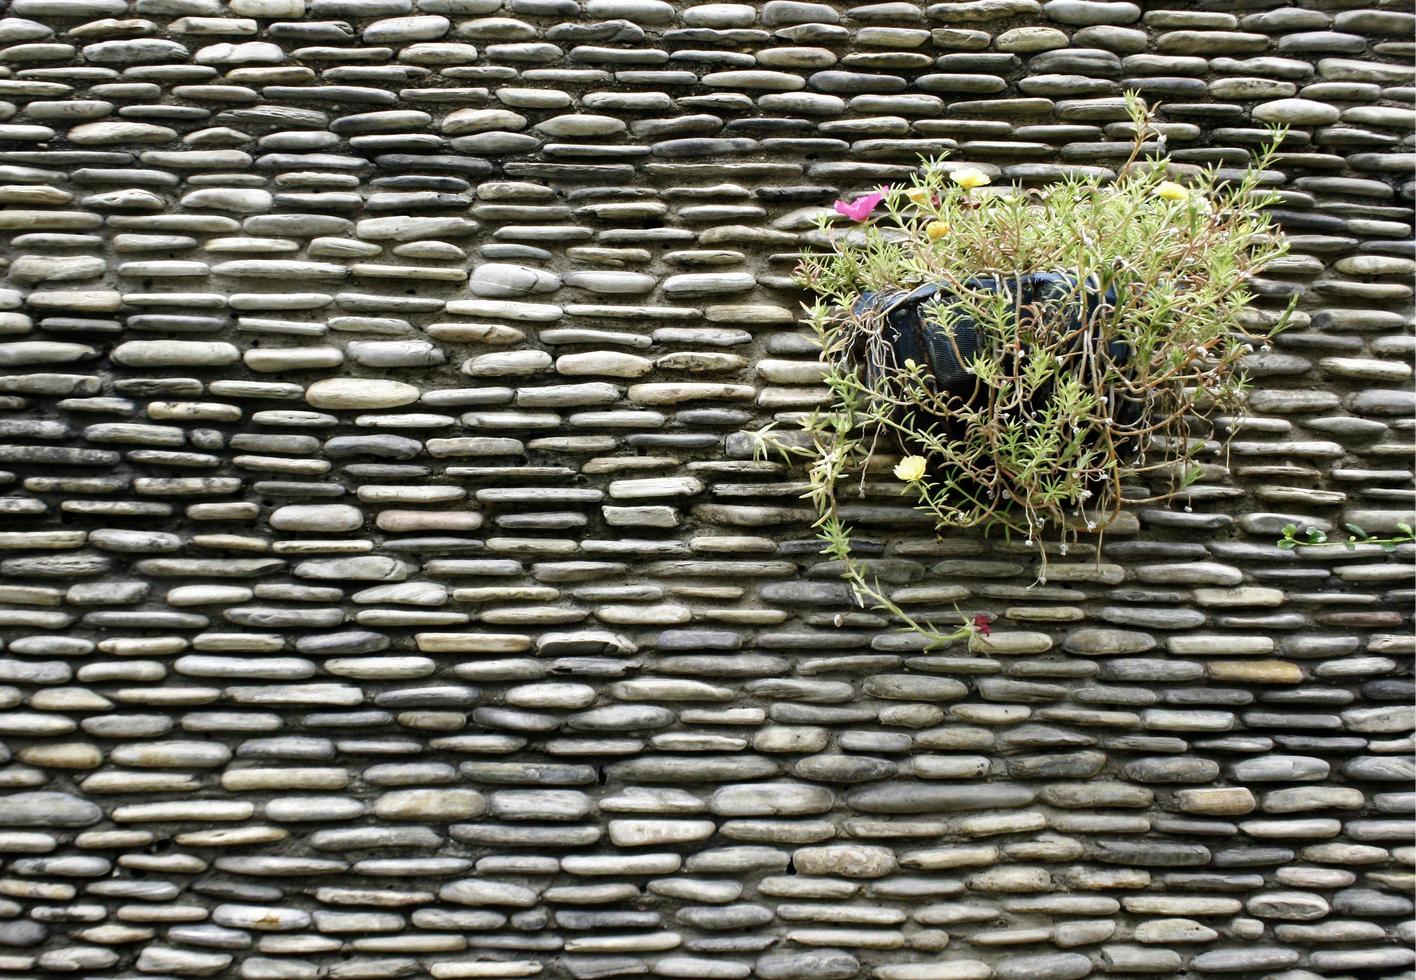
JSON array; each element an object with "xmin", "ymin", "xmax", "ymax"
[{"xmin": 0, "ymin": 0, "xmax": 1414, "ymax": 977}]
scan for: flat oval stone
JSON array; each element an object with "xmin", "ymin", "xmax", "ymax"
[
  {"xmin": 269, "ymin": 504, "xmax": 364, "ymax": 532},
  {"xmin": 710, "ymin": 782, "xmax": 835, "ymax": 817},
  {"xmin": 0, "ymin": 792, "xmax": 102, "ymax": 827},
  {"xmin": 111, "ymin": 341, "xmax": 240, "ymax": 367},
  {"xmin": 304, "ymin": 378, "xmax": 421, "ymax": 409},
  {"xmin": 848, "ymin": 784, "xmax": 1037, "ymax": 814},
  {"xmin": 1252, "ymin": 97, "xmax": 1342, "ymax": 125}
]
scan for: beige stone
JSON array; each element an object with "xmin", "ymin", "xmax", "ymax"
[{"xmin": 304, "ymin": 378, "xmax": 421, "ymax": 409}]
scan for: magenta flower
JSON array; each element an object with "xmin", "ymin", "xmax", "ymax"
[{"xmin": 833, "ymin": 189, "xmax": 886, "ymax": 222}]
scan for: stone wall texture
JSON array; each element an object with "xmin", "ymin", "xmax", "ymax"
[{"xmin": 0, "ymin": 0, "xmax": 1414, "ymax": 977}]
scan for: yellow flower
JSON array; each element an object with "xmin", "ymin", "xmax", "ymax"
[
  {"xmin": 1156, "ymin": 180, "xmax": 1189, "ymax": 202},
  {"xmin": 906, "ymin": 187, "xmax": 931, "ymax": 206},
  {"xmin": 925, "ymin": 220, "xmax": 949, "ymax": 241},
  {"xmin": 894, "ymin": 455, "xmax": 927, "ymax": 482},
  {"xmin": 950, "ymin": 167, "xmax": 991, "ymax": 189}
]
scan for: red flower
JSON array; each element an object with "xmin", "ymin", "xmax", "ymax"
[{"xmin": 972, "ymin": 614, "xmax": 992, "ymax": 636}]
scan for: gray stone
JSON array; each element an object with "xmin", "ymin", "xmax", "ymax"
[
  {"xmin": 848, "ymin": 784, "xmax": 1037, "ymax": 814},
  {"xmin": 755, "ymin": 950, "xmax": 860, "ymax": 980},
  {"xmin": 0, "ymin": 7, "xmax": 1403, "ymax": 975},
  {"xmin": 0, "ymin": 792, "xmax": 102, "ymax": 827},
  {"xmin": 993, "ymin": 953, "xmax": 1094, "ymax": 980}
]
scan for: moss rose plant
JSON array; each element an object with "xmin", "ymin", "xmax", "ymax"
[{"xmin": 762, "ymin": 97, "xmax": 1295, "ymax": 646}]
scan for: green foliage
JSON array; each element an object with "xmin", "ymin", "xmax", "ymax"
[
  {"xmin": 761, "ymin": 96, "xmax": 1295, "ymax": 641},
  {"xmin": 1277, "ymin": 522, "xmax": 1415, "ymax": 553}
]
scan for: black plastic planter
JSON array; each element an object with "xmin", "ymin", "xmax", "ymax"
[
  {"xmin": 851, "ymin": 271, "xmax": 1146, "ymax": 461},
  {"xmin": 852, "ymin": 271, "xmax": 1127, "ymax": 402}
]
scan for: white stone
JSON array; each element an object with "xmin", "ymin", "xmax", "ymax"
[{"xmin": 305, "ymin": 379, "xmax": 421, "ymax": 409}]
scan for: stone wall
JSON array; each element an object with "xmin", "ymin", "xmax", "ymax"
[{"xmin": 0, "ymin": 0, "xmax": 1413, "ymax": 977}]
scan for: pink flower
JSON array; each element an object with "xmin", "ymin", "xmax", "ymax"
[
  {"xmin": 972, "ymin": 613, "xmax": 992, "ymax": 636},
  {"xmin": 833, "ymin": 189, "xmax": 886, "ymax": 222}
]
